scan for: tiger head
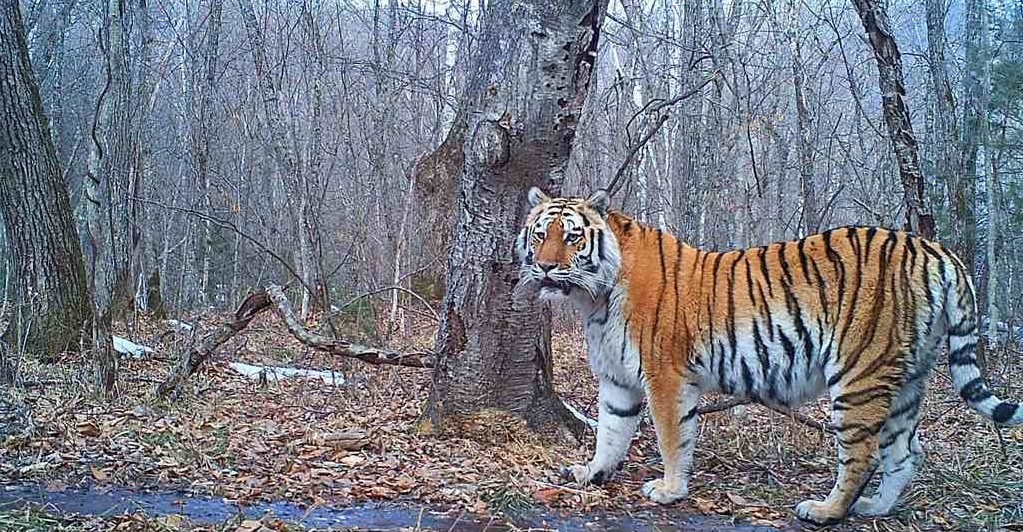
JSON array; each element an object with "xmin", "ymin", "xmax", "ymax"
[{"xmin": 514, "ymin": 187, "xmax": 621, "ymax": 302}]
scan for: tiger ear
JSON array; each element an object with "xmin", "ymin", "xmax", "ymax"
[
  {"xmin": 586, "ymin": 189, "xmax": 610, "ymax": 217},
  {"xmin": 527, "ymin": 186, "xmax": 551, "ymax": 207}
]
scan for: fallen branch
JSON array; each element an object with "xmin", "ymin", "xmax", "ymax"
[
  {"xmin": 157, "ymin": 284, "xmax": 433, "ymax": 399},
  {"xmin": 265, "ymin": 284, "xmax": 433, "ymax": 368},
  {"xmin": 156, "ymin": 291, "xmax": 272, "ymax": 399},
  {"xmin": 698, "ymin": 397, "xmax": 835, "ymax": 434}
]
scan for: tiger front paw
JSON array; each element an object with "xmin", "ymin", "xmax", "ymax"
[
  {"xmin": 559, "ymin": 463, "xmax": 612, "ymax": 486},
  {"xmin": 641, "ymin": 478, "xmax": 687, "ymax": 504},
  {"xmin": 795, "ymin": 499, "xmax": 846, "ymax": 525}
]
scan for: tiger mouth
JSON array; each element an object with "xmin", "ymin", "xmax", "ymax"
[{"xmin": 540, "ymin": 278, "xmax": 572, "ymax": 293}]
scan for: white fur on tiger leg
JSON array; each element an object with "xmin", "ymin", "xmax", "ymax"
[{"xmin": 563, "ymin": 378, "xmax": 642, "ymax": 486}]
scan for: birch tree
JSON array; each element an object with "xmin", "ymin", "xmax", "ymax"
[{"xmin": 850, "ymin": 0, "xmax": 934, "ymax": 238}]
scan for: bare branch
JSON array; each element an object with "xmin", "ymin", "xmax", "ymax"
[
  {"xmin": 697, "ymin": 398, "xmax": 835, "ymax": 433},
  {"xmin": 606, "ymin": 72, "xmax": 719, "ymax": 197}
]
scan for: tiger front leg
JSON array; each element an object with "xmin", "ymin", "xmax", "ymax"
[
  {"xmin": 642, "ymin": 376, "xmax": 700, "ymax": 504},
  {"xmin": 563, "ymin": 378, "xmax": 642, "ymax": 486}
]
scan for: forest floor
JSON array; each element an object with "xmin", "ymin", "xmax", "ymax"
[{"xmin": 0, "ymin": 310, "xmax": 1021, "ymax": 531}]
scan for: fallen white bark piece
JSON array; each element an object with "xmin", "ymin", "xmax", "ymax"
[
  {"xmin": 228, "ymin": 362, "xmax": 345, "ymax": 386},
  {"xmin": 163, "ymin": 319, "xmax": 195, "ymax": 333},
  {"xmin": 562, "ymin": 399, "xmax": 598, "ymax": 430},
  {"xmin": 113, "ymin": 336, "xmax": 157, "ymax": 359}
]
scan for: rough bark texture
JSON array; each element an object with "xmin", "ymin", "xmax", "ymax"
[
  {"xmin": 0, "ymin": 0, "xmax": 92, "ymax": 357},
  {"xmin": 851, "ymin": 0, "xmax": 935, "ymax": 238},
  {"xmin": 423, "ymin": 0, "xmax": 609, "ymax": 440}
]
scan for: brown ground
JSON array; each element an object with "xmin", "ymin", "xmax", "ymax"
[{"xmin": 1, "ymin": 311, "xmax": 1021, "ymax": 531}]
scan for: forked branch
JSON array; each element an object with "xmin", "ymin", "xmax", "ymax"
[{"xmin": 157, "ymin": 284, "xmax": 432, "ymax": 399}]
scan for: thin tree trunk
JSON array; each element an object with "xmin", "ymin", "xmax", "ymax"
[
  {"xmin": 963, "ymin": 0, "xmax": 992, "ymax": 337},
  {"xmin": 850, "ymin": 0, "xmax": 934, "ymax": 238},
  {"xmin": 0, "ymin": 0, "xmax": 92, "ymax": 359},
  {"xmin": 791, "ymin": 37, "xmax": 818, "ymax": 235},
  {"xmin": 423, "ymin": 0, "xmax": 609, "ymax": 439},
  {"xmin": 925, "ymin": 0, "xmax": 964, "ymax": 252}
]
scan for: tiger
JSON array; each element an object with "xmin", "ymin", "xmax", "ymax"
[{"xmin": 513, "ymin": 187, "xmax": 1022, "ymax": 524}]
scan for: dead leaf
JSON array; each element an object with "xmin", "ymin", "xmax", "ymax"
[
  {"xmin": 533, "ymin": 488, "xmax": 562, "ymax": 504},
  {"xmin": 76, "ymin": 421, "xmax": 101, "ymax": 437},
  {"xmin": 234, "ymin": 520, "xmax": 265, "ymax": 532},
  {"xmin": 726, "ymin": 492, "xmax": 767, "ymax": 507},
  {"xmin": 339, "ymin": 455, "xmax": 365, "ymax": 467},
  {"xmin": 692, "ymin": 496, "xmax": 716, "ymax": 514},
  {"xmin": 91, "ymin": 465, "xmax": 108, "ymax": 482}
]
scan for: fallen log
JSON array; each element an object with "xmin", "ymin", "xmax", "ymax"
[{"xmin": 157, "ymin": 285, "xmax": 433, "ymax": 399}]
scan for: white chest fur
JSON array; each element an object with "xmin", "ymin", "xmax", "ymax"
[{"xmin": 576, "ymin": 286, "xmax": 644, "ymax": 390}]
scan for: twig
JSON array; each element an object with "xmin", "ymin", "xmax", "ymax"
[
  {"xmin": 606, "ymin": 72, "xmax": 720, "ymax": 197},
  {"xmin": 335, "ymin": 285, "xmax": 439, "ymax": 322},
  {"xmin": 697, "ymin": 397, "xmax": 750, "ymax": 415}
]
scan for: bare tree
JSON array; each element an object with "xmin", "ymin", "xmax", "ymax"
[
  {"xmin": 0, "ymin": 0, "xmax": 92, "ymax": 359},
  {"xmin": 423, "ymin": 0, "xmax": 609, "ymax": 437}
]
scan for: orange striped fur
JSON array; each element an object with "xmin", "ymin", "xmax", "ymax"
[{"xmin": 515, "ymin": 188, "xmax": 1022, "ymax": 524}]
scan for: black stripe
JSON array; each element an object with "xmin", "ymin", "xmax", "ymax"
[
  {"xmin": 758, "ymin": 247, "xmax": 774, "ymax": 299},
  {"xmin": 778, "ymin": 330, "xmax": 796, "ymax": 387},
  {"xmin": 604, "ymin": 401, "xmax": 642, "ymax": 418},
  {"xmin": 948, "ymin": 342, "xmax": 978, "ymax": 366},
  {"xmin": 993, "ymin": 402, "xmax": 1018, "ymax": 424},
  {"xmin": 651, "ymin": 231, "xmax": 667, "ymax": 352},
  {"xmin": 752, "ymin": 320, "xmax": 771, "ymax": 383},
  {"xmin": 727, "ymin": 254, "xmax": 740, "ymax": 372},
  {"xmin": 740, "ymin": 358, "xmax": 754, "ymax": 395},
  {"xmin": 797, "ymin": 237, "xmax": 811, "ymax": 282},
  {"xmin": 679, "ymin": 406, "xmax": 698, "ymax": 424},
  {"xmin": 959, "ymin": 377, "xmax": 991, "ymax": 403}
]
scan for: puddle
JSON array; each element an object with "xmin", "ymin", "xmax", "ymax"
[{"xmin": 0, "ymin": 483, "xmax": 792, "ymax": 531}]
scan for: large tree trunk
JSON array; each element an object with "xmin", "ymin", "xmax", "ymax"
[
  {"xmin": 850, "ymin": 0, "xmax": 934, "ymax": 239},
  {"xmin": 423, "ymin": 0, "xmax": 608, "ymax": 439},
  {"xmin": 0, "ymin": 0, "xmax": 92, "ymax": 359}
]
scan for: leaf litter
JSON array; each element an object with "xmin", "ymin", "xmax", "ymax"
[{"xmin": 0, "ymin": 312, "xmax": 1021, "ymax": 531}]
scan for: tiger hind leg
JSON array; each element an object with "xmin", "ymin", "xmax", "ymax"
[
  {"xmin": 795, "ymin": 381, "xmax": 892, "ymax": 524},
  {"xmin": 852, "ymin": 390, "xmax": 926, "ymax": 516},
  {"xmin": 642, "ymin": 375, "xmax": 700, "ymax": 504}
]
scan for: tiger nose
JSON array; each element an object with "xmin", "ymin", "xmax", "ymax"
[{"xmin": 538, "ymin": 262, "xmax": 557, "ymax": 273}]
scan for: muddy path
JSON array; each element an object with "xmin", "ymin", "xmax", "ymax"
[{"xmin": 0, "ymin": 483, "xmax": 797, "ymax": 531}]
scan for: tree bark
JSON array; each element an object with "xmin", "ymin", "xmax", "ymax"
[
  {"xmin": 850, "ymin": 0, "xmax": 935, "ymax": 238},
  {"xmin": 423, "ymin": 0, "xmax": 609, "ymax": 439},
  {"xmin": 925, "ymin": 0, "xmax": 965, "ymax": 252},
  {"xmin": 0, "ymin": 0, "xmax": 92, "ymax": 358},
  {"xmin": 963, "ymin": 0, "xmax": 993, "ymax": 338}
]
